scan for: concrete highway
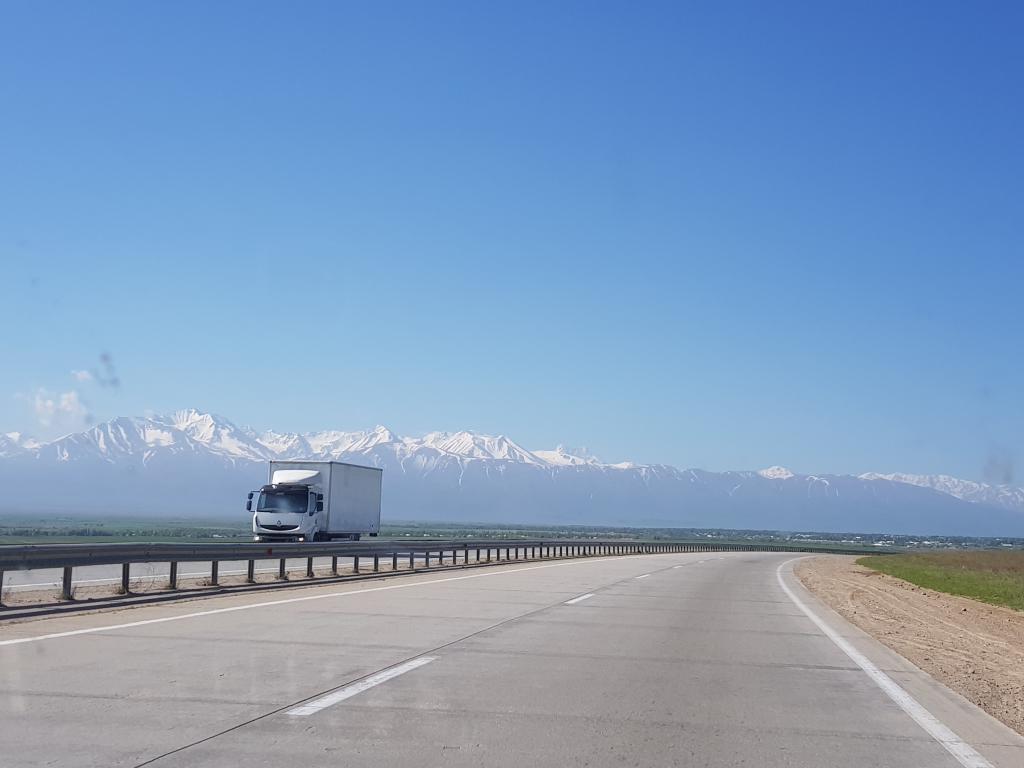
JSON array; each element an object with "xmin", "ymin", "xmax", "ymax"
[{"xmin": 1, "ymin": 552, "xmax": 1022, "ymax": 767}]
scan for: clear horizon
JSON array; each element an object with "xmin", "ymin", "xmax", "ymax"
[{"xmin": 2, "ymin": 2, "xmax": 1022, "ymax": 485}]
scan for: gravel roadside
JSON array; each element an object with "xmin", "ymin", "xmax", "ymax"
[{"xmin": 796, "ymin": 555, "xmax": 1024, "ymax": 737}]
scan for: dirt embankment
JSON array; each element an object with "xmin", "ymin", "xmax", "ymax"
[{"xmin": 796, "ymin": 556, "xmax": 1024, "ymax": 737}]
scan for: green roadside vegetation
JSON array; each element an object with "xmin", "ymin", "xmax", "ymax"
[{"xmin": 858, "ymin": 551, "xmax": 1024, "ymax": 611}]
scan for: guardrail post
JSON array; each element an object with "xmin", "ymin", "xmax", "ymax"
[
  {"xmin": 353, "ymin": 556, "xmax": 359, "ymax": 574},
  {"xmin": 169, "ymin": 562, "xmax": 178, "ymax": 590},
  {"xmin": 246, "ymin": 559, "xmax": 255, "ymax": 583},
  {"xmin": 425, "ymin": 551, "xmax": 431, "ymax": 568},
  {"xmin": 210, "ymin": 561, "xmax": 219, "ymax": 586},
  {"xmin": 331, "ymin": 556, "xmax": 338, "ymax": 575},
  {"xmin": 373, "ymin": 555, "xmax": 379, "ymax": 573},
  {"xmin": 307, "ymin": 557, "xmax": 315, "ymax": 578},
  {"xmin": 121, "ymin": 563, "xmax": 131, "ymax": 594},
  {"xmin": 392, "ymin": 552, "xmax": 398, "ymax": 571},
  {"xmin": 279, "ymin": 558, "xmax": 287, "ymax": 580},
  {"xmin": 463, "ymin": 546, "xmax": 469, "ymax": 564},
  {"xmin": 61, "ymin": 566, "xmax": 73, "ymax": 600},
  {"xmin": 0, "ymin": 569, "xmax": 4, "ymax": 607},
  {"xmin": 409, "ymin": 551, "xmax": 414, "ymax": 570}
]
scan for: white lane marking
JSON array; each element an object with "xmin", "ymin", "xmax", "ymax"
[
  {"xmin": 776, "ymin": 559, "xmax": 993, "ymax": 768},
  {"xmin": 672, "ymin": 565, "xmax": 684, "ymax": 569},
  {"xmin": 287, "ymin": 656, "xmax": 436, "ymax": 716},
  {"xmin": 0, "ymin": 554, "xmax": 675, "ymax": 647},
  {"xmin": 564, "ymin": 593, "xmax": 594, "ymax": 605},
  {"xmin": 635, "ymin": 574, "xmax": 650, "ymax": 579}
]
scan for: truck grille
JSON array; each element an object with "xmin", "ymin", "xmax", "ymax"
[{"xmin": 259, "ymin": 523, "xmax": 299, "ymax": 531}]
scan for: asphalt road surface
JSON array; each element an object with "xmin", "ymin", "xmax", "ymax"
[{"xmin": 2, "ymin": 552, "xmax": 1022, "ymax": 767}]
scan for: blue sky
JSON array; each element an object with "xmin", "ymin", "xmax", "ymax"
[{"xmin": 1, "ymin": 1, "xmax": 1022, "ymax": 482}]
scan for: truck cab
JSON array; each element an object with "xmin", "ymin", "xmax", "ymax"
[{"xmin": 250, "ymin": 469, "xmax": 325, "ymax": 542}]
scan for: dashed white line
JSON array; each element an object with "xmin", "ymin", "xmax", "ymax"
[
  {"xmin": 564, "ymin": 593, "xmax": 595, "ymax": 605},
  {"xmin": 776, "ymin": 558, "xmax": 993, "ymax": 768},
  {"xmin": 635, "ymin": 574, "xmax": 650, "ymax": 579},
  {"xmin": 287, "ymin": 656, "xmax": 436, "ymax": 716}
]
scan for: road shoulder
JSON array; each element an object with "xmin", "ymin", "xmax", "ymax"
[{"xmin": 795, "ymin": 555, "xmax": 1024, "ymax": 741}]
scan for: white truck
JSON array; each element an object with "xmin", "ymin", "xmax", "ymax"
[{"xmin": 248, "ymin": 461, "xmax": 382, "ymax": 542}]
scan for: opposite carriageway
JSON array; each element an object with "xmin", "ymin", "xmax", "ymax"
[{"xmin": 0, "ymin": 538, "xmax": 885, "ymax": 609}]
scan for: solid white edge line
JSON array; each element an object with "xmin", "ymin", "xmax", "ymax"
[
  {"xmin": 0, "ymin": 553, "xmax": 678, "ymax": 647},
  {"xmin": 776, "ymin": 558, "xmax": 993, "ymax": 768},
  {"xmin": 287, "ymin": 656, "xmax": 436, "ymax": 716},
  {"xmin": 564, "ymin": 593, "xmax": 595, "ymax": 605}
]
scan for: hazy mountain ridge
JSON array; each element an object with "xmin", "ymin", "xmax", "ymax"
[
  {"xmin": 2, "ymin": 410, "xmax": 1022, "ymax": 536},
  {"xmin": 859, "ymin": 472, "xmax": 1024, "ymax": 512}
]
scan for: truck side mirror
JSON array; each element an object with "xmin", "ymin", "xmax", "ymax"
[
  {"xmin": 246, "ymin": 499, "xmax": 252, "ymax": 511},
  {"xmin": 316, "ymin": 500, "xmax": 324, "ymax": 512},
  {"xmin": 317, "ymin": 493, "xmax": 324, "ymax": 502}
]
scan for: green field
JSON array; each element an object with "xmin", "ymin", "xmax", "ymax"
[{"xmin": 858, "ymin": 551, "xmax": 1024, "ymax": 611}]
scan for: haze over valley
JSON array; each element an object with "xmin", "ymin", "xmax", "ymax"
[{"xmin": 2, "ymin": 409, "xmax": 1022, "ymax": 537}]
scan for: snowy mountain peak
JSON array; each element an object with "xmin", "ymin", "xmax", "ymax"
[
  {"xmin": 532, "ymin": 445, "xmax": 600, "ymax": 467},
  {"xmin": 0, "ymin": 431, "xmax": 38, "ymax": 457},
  {"xmin": 168, "ymin": 408, "xmax": 219, "ymax": 429},
  {"xmin": 758, "ymin": 466, "xmax": 795, "ymax": 480},
  {"xmin": 422, "ymin": 431, "xmax": 541, "ymax": 464}
]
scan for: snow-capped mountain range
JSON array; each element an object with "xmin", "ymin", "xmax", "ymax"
[
  {"xmin": 0, "ymin": 410, "xmax": 627, "ymax": 468},
  {"xmin": 2, "ymin": 409, "xmax": 1022, "ymax": 537}
]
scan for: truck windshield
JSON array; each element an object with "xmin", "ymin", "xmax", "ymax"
[{"xmin": 256, "ymin": 490, "xmax": 309, "ymax": 514}]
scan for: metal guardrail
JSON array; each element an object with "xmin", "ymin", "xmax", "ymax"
[{"xmin": 0, "ymin": 539, "xmax": 885, "ymax": 607}]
